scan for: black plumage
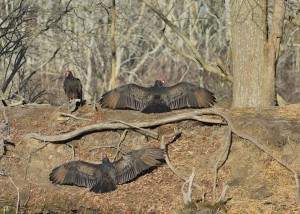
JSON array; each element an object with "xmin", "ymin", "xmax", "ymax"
[
  {"xmin": 63, "ymin": 70, "xmax": 82, "ymax": 102},
  {"xmin": 49, "ymin": 147, "xmax": 164, "ymax": 193},
  {"xmin": 99, "ymin": 79, "xmax": 216, "ymax": 113}
]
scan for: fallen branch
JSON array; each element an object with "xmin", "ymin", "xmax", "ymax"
[{"xmin": 23, "ymin": 109, "xmax": 223, "ymax": 142}]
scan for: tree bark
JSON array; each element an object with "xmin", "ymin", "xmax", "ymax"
[
  {"xmin": 110, "ymin": 0, "xmax": 117, "ymax": 89},
  {"xmin": 231, "ymin": 0, "xmax": 285, "ymax": 108},
  {"xmin": 84, "ymin": 36, "xmax": 95, "ymax": 100}
]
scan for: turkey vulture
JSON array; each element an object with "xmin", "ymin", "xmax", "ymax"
[
  {"xmin": 100, "ymin": 79, "xmax": 216, "ymax": 113},
  {"xmin": 63, "ymin": 70, "xmax": 82, "ymax": 112},
  {"xmin": 49, "ymin": 147, "xmax": 164, "ymax": 193}
]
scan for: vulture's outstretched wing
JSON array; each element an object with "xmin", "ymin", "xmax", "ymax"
[
  {"xmin": 161, "ymin": 82, "xmax": 216, "ymax": 109},
  {"xmin": 50, "ymin": 160, "xmax": 118, "ymax": 193},
  {"xmin": 113, "ymin": 147, "xmax": 164, "ymax": 184},
  {"xmin": 99, "ymin": 84, "xmax": 152, "ymax": 111},
  {"xmin": 49, "ymin": 161, "xmax": 101, "ymax": 188}
]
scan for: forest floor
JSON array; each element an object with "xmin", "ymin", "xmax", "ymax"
[{"xmin": 0, "ymin": 103, "xmax": 300, "ymax": 213}]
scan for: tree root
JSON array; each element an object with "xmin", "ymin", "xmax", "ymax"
[
  {"xmin": 211, "ymin": 109, "xmax": 300, "ymax": 205},
  {"xmin": 23, "ymin": 109, "xmax": 223, "ymax": 142},
  {"xmin": 213, "ymin": 128, "xmax": 232, "ymax": 201}
]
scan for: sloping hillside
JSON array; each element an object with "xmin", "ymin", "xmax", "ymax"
[{"xmin": 0, "ymin": 104, "xmax": 300, "ymax": 213}]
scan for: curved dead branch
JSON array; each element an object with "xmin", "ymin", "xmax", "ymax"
[{"xmin": 24, "ymin": 109, "xmax": 224, "ymax": 142}]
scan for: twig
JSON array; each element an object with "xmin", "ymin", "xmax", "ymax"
[
  {"xmin": 66, "ymin": 143, "xmax": 75, "ymax": 159},
  {"xmin": 26, "ymin": 142, "xmax": 49, "ymax": 161},
  {"xmin": 0, "ymin": 172, "xmax": 7, "ymax": 176},
  {"xmin": 113, "ymin": 130, "xmax": 128, "ymax": 161},
  {"xmin": 218, "ymin": 185, "xmax": 229, "ymax": 202},
  {"xmin": 59, "ymin": 112, "xmax": 91, "ymax": 121},
  {"xmin": 89, "ymin": 130, "xmax": 128, "ymax": 159},
  {"xmin": 89, "ymin": 145, "xmax": 126, "ymax": 155},
  {"xmin": 23, "ymin": 191, "xmax": 31, "ymax": 208},
  {"xmin": 182, "ymin": 167, "xmax": 196, "ymax": 204},
  {"xmin": 0, "ymin": 139, "xmax": 5, "ymax": 160},
  {"xmin": 8, "ymin": 176, "xmax": 20, "ymax": 214},
  {"xmin": 5, "ymin": 100, "xmax": 25, "ymax": 107},
  {"xmin": 213, "ymin": 128, "xmax": 232, "ymax": 201},
  {"xmin": 3, "ymin": 109, "xmax": 8, "ymax": 124},
  {"xmin": 110, "ymin": 120, "xmax": 158, "ymax": 139},
  {"xmin": 24, "ymin": 103, "xmax": 51, "ymax": 106}
]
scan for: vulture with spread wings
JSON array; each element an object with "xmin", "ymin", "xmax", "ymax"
[
  {"xmin": 49, "ymin": 147, "xmax": 164, "ymax": 193},
  {"xmin": 99, "ymin": 79, "xmax": 216, "ymax": 113}
]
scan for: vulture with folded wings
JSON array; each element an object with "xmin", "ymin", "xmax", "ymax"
[
  {"xmin": 49, "ymin": 147, "xmax": 164, "ymax": 193},
  {"xmin": 63, "ymin": 70, "xmax": 82, "ymax": 112},
  {"xmin": 99, "ymin": 78, "xmax": 216, "ymax": 113}
]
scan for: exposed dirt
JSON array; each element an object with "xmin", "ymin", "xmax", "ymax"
[{"xmin": 0, "ymin": 104, "xmax": 300, "ymax": 213}]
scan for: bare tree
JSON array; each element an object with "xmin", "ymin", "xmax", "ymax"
[
  {"xmin": 0, "ymin": 0, "xmax": 73, "ymax": 103},
  {"xmin": 1, "ymin": 0, "xmax": 298, "ymax": 106}
]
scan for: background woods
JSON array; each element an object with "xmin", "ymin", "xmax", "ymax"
[{"xmin": 0, "ymin": 0, "xmax": 299, "ymax": 105}]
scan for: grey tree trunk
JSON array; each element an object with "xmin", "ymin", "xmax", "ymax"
[
  {"xmin": 110, "ymin": 0, "xmax": 117, "ymax": 90},
  {"xmin": 231, "ymin": 0, "xmax": 285, "ymax": 108}
]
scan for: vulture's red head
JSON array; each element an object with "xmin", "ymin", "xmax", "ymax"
[
  {"xmin": 155, "ymin": 77, "xmax": 165, "ymax": 87},
  {"xmin": 65, "ymin": 71, "xmax": 71, "ymax": 77},
  {"xmin": 102, "ymin": 153, "xmax": 110, "ymax": 163}
]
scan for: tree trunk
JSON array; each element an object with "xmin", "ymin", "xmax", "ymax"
[
  {"xmin": 231, "ymin": 0, "xmax": 285, "ymax": 108},
  {"xmin": 84, "ymin": 36, "xmax": 95, "ymax": 101},
  {"xmin": 110, "ymin": 0, "xmax": 117, "ymax": 89}
]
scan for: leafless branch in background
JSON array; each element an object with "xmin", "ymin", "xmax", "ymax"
[{"xmin": 0, "ymin": 0, "xmax": 299, "ymax": 104}]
